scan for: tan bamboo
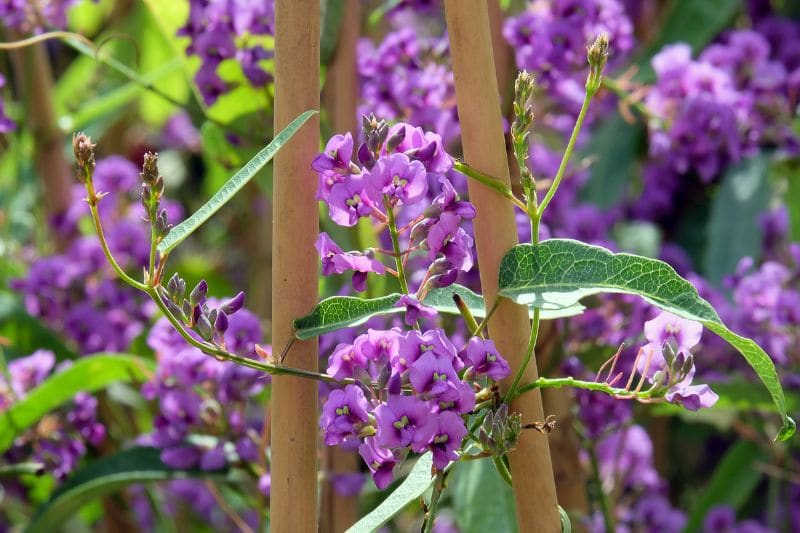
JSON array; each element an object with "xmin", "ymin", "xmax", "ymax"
[
  {"xmin": 320, "ymin": 1, "xmax": 362, "ymax": 531},
  {"xmin": 10, "ymin": 42, "xmax": 72, "ymax": 243},
  {"xmin": 443, "ymin": 2, "xmax": 560, "ymax": 531},
  {"xmin": 270, "ymin": 1, "xmax": 320, "ymax": 531}
]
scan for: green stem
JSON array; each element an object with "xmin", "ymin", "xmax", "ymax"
[
  {"xmin": 453, "ymin": 161, "xmax": 531, "ymax": 215},
  {"xmin": 536, "ymin": 90, "xmax": 593, "ymax": 220},
  {"xmin": 513, "ymin": 376, "xmax": 653, "ymax": 400},
  {"xmin": 587, "ymin": 441, "xmax": 615, "ymax": 533},
  {"xmin": 384, "ymin": 195, "xmax": 409, "ymax": 295},
  {"xmin": 422, "ymin": 471, "xmax": 449, "ymax": 533},
  {"xmin": 492, "ymin": 455, "xmax": 513, "ymax": 487},
  {"xmin": 504, "ymin": 307, "xmax": 540, "ymax": 402},
  {"xmin": 148, "ymin": 223, "xmax": 157, "ymax": 286}
]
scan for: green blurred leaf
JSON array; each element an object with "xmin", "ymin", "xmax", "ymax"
[
  {"xmin": 0, "ymin": 294, "xmax": 78, "ymax": 361},
  {"xmin": 451, "ymin": 458, "xmax": 518, "ymax": 533},
  {"xmin": 0, "ymin": 354, "xmax": 154, "ymax": 453},
  {"xmin": 27, "ymin": 447, "xmax": 216, "ymax": 533},
  {"xmin": 704, "ymin": 154, "xmax": 770, "ymax": 286},
  {"xmin": 580, "ymin": 115, "xmax": 643, "ymax": 208},
  {"xmin": 612, "ymin": 221, "xmax": 662, "ymax": 258},
  {"xmin": 321, "ymin": 0, "xmax": 345, "ymax": 65},
  {"xmin": 157, "ymin": 110, "xmax": 317, "ymax": 255},
  {"xmin": 683, "ymin": 441, "xmax": 765, "ymax": 533},
  {"xmin": 633, "ymin": 0, "xmax": 742, "ymax": 82},
  {"xmin": 346, "ymin": 453, "xmax": 434, "ymax": 533},
  {"xmin": 497, "ymin": 239, "xmax": 795, "ymax": 441}
]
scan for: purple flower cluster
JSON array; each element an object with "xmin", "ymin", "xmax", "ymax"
[
  {"xmin": 178, "ymin": 0, "xmax": 275, "ymax": 105},
  {"xmin": 11, "ymin": 156, "xmax": 183, "ymax": 354},
  {"xmin": 0, "ymin": 0, "xmax": 78, "ymax": 33},
  {"xmin": 358, "ymin": 29, "xmax": 459, "ymax": 145},
  {"xmin": 1, "ymin": 350, "xmax": 105, "ymax": 481},
  {"xmin": 637, "ymin": 19, "xmax": 800, "ymax": 219},
  {"xmin": 142, "ymin": 299, "xmax": 268, "ymax": 482},
  {"xmin": 320, "ymin": 328, "xmax": 511, "ymax": 487},
  {"xmin": 504, "ymin": 0, "xmax": 634, "ymax": 108},
  {"xmin": 314, "ymin": 121, "xmax": 475, "ymax": 293},
  {"xmin": 703, "ymin": 506, "xmax": 773, "ymax": 533},
  {"xmin": 0, "ymin": 73, "xmax": 14, "ymax": 133}
]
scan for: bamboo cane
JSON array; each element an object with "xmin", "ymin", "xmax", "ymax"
[
  {"xmin": 320, "ymin": 1, "xmax": 361, "ymax": 531},
  {"xmin": 443, "ymin": 2, "xmax": 560, "ymax": 530},
  {"xmin": 270, "ymin": 1, "xmax": 320, "ymax": 531}
]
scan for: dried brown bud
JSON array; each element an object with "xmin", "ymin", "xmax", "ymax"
[{"xmin": 72, "ymin": 132, "xmax": 96, "ymax": 181}]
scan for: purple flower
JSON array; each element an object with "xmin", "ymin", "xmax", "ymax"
[
  {"xmin": 408, "ymin": 351, "xmax": 461, "ymax": 401},
  {"xmin": 375, "ymin": 395, "xmax": 436, "ymax": 451},
  {"xmin": 327, "ymin": 343, "xmax": 368, "ymax": 380},
  {"xmin": 427, "ymin": 411, "xmax": 467, "ymax": 470},
  {"xmin": 645, "ymin": 311, "xmax": 703, "ymax": 354},
  {"xmin": 359, "ymin": 436, "xmax": 398, "ymax": 489},
  {"xmin": 395, "ymin": 295, "xmax": 437, "ymax": 326},
  {"xmin": 665, "ymin": 383, "xmax": 719, "ymax": 411},
  {"xmin": 7, "ymin": 350, "xmax": 55, "ymax": 397},
  {"xmin": 315, "ymin": 232, "xmax": 386, "ymax": 291},
  {"xmin": 320, "ymin": 385, "xmax": 371, "ymax": 445},
  {"xmin": 596, "ymin": 425, "xmax": 660, "ymax": 490},
  {"xmin": 161, "ymin": 445, "xmax": 202, "ymax": 469},
  {"xmin": 427, "ymin": 177, "xmax": 476, "ymax": 221},
  {"xmin": 0, "ymin": 74, "xmax": 15, "ymax": 133},
  {"xmin": 327, "ymin": 176, "xmax": 374, "ymax": 227},
  {"xmin": 386, "ymin": 123, "xmax": 454, "ymax": 175},
  {"xmin": 460, "ymin": 337, "xmax": 511, "ymax": 381},
  {"xmin": 313, "ymin": 133, "xmax": 354, "ymax": 173},
  {"xmin": 394, "ymin": 329, "xmax": 460, "ymax": 374},
  {"xmin": 366, "ymin": 153, "xmax": 428, "ymax": 206},
  {"xmin": 426, "ymin": 213, "xmax": 474, "ymax": 272}
]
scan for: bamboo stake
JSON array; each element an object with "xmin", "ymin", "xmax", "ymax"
[
  {"xmin": 9, "ymin": 41, "xmax": 72, "ymax": 244},
  {"xmin": 443, "ymin": 2, "xmax": 560, "ymax": 531},
  {"xmin": 320, "ymin": 1, "xmax": 361, "ymax": 531},
  {"xmin": 270, "ymin": 1, "xmax": 320, "ymax": 531}
]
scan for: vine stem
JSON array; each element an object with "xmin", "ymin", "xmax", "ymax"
[
  {"xmin": 384, "ymin": 195, "xmax": 410, "ymax": 294},
  {"xmin": 422, "ymin": 471, "xmax": 449, "ymax": 533},
  {"xmin": 535, "ymin": 87, "xmax": 594, "ymax": 223},
  {"xmin": 513, "ymin": 376, "xmax": 655, "ymax": 401},
  {"xmin": 504, "ymin": 307, "xmax": 539, "ymax": 401},
  {"xmin": 587, "ymin": 440, "xmax": 616, "ymax": 533},
  {"xmin": 453, "ymin": 161, "xmax": 532, "ymax": 216}
]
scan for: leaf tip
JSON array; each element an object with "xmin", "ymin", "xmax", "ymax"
[{"xmin": 776, "ymin": 416, "xmax": 796, "ymax": 442}]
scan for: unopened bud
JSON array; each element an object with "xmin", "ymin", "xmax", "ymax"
[
  {"xmin": 221, "ymin": 291, "xmax": 245, "ymax": 314},
  {"xmin": 141, "ymin": 152, "xmax": 159, "ymax": 186},
  {"xmin": 195, "ymin": 314, "xmax": 214, "ymax": 341},
  {"xmin": 386, "ymin": 126, "xmax": 406, "ymax": 152},
  {"xmin": 586, "ymin": 32, "xmax": 610, "ymax": 95},
  {"xmin": 72, "ymin": 132, "xmax": 96, "ymax": 182},
  {"xmin": 190, "ymin": 280, "xmax": 208, "ymax": 306},
  {"xmin": 214, "ymin": 310, "xmax": 229, "ymax": 334}
]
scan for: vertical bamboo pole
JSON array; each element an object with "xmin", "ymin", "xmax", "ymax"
[
  {"xmin": 320, "ymin": 1, "xmax": 361, "ymax": 531},
  {"xmin": 443, "ymin": 2, "xmax": 560, "ymax": 531},
  {"xmin": 10, "ymin": 42, "xmax": 72, "ymax": 241},
  {"xmin": 270, "ymin": 1, "xmax": 320, "ymax": 532}
]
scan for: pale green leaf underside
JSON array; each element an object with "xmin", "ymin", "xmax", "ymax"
[
  {"xmin": 497, "ymin": 239, "xmax": 794, "ymax": 441},
  {"xmin": 293, "ymin": 285, "xmax": 584, "ymax": 340},
  {"xmin": 0, "ymin": 354, "xmax": 154, "ymax": 454},
  {"xmin": 157, "ymin": 110, "xmax": 317, "ymax": 255},
  {"xmin": 347, "ymin": 453, "xmax": 434, "ymax": 533},
  {"xmin": 27, "ymin": 447, "xmax": 212, "ymax": 533}
]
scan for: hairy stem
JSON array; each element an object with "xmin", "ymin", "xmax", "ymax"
[
  {"xmin": 384, "ymin": 195, "xmax": 410, "ymax": 294},
  {"xmin": 422, "ymin": 471, "xmax": 449, "ymax": 533},
  {"xmin": 504, "ymin": 307, "xmax": 539, "ymax": 401},
  {"xmin": 453, "ymin": 161, "xmax": 531, "ymax": 215}
]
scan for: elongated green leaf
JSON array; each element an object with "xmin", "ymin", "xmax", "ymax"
[
  {"xmin": 683, "ymin": 441, "xmax": 765, "ymax": 533},
  {"xmin": 497, "ymin": 239, "xmax": 795, "ymax": 441},
  {"xmin": 0, "ymin": 354, "xmax": 154, "ymax": 453},
  {"xmin": 347, "ymin": 453, "xmax": 434, "ymax": 533},
  {"xmin": 450, "ymin": 458, "xmax": 517, "ymax": 533},
  {"xmin": 294, "ymin": 294, "xmax": 404, "ymax": 340},
  {"xmin": 157, "ymin": 110, "xmax": 317, "ymax": 255},
  {"xmin": 321, "ymin": 0, "xmax": 345, "ymax": 65},
  {"xmin": 704, "ymin": 155, "xmax": 770, "ymax": 286},
  {"xmin": 27, "ymin": 447, "xmax": 214, "ymax": 533}
]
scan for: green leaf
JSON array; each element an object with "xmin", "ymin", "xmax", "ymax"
[
  {"xmin": 294, "ymin": 294, "xmax": 403, "ymax": 340},
  {"xmin": 450, "ymin": 458, "xmax": 517, "ymax": 533},
  {"xmin": 0, "ymin": 354, "xmax": 154, "ymax": 453},
  {"xmin": 683, "ymin": 441, "xmax": 765, "ymax": 533},
  {"xmin": 157, "ymin": 110, "xmax": 317, "ymax": 255},
  {"xmin": 424, "ymin": 284, "xmax": 585, "ymax": 321},
  {"xmin": 346, "ymin": 453, "xmax": 434, "ymax": 533},
  {"xmin": 632, "ymin": 0, "xmax": 742, "ymax": 82},
  {"xmin": 321, "ymin": 0, "xmax": 345, "ymax": 65},
  {"xmin": 704, "ymin": 154, "xmax": 770, "ymax": 286},
  {"xmin": 27, "ymin": 447, "xmax": 213, "ymax": 533},
  {"xmin": 497, "ymin": 239, "xmax": 795, "ymax": 441}
]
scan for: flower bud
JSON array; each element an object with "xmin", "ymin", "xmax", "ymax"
[
  {"xmin": 141, "ymin": 152, "xmax": 159, "ymax": 187},
  {"xmin": 190, "ymin": 280, "xmax": 208, "ymax": 306},
  {"xmin": 357, "ymin": 142, "xmax": 375, "ymax": 170},
  {"xmin": 166, "ymin": 274, "xmax": 179, "ymax": 297},
  {"xmin": 195, "ymin": 314, "xmax": 214, "ymax": 341},
  {"xmin": 72, "ymin": 132, "xmax": 96, "ymax": 182},
  {"xmin": 221, "ymin": 291, "xmax": 245, "ymax": 314},
  {"xmin": 586, "ymin": 32, "xmax": 609, "ymax": 95},
  {"xmin": 386, "ymin": 126, "xmax": 406, "ymax": 152},
  {"xmin": 214, "ymin": 310, "xmax": 229, "ymax": 334},
  {"xmin": 407, "ymin": 140, "xmax": 436, "ymax": 162}
]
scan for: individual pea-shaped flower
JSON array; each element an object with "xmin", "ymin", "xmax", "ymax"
[
  {"xmin": 394, "ymin": 329, "xmax": 461, "ymax": 375},
  {"xmin": 409, "ymin": 351, "xmax": 462, "ymax": 402},
  {"xmin": 637, "ymin": 311, "xmax": 703, "ymax": 380},
  {"xmin": 327, "ymin": 176, "xmax": 374, "ymax": 227},
  {"xmin": 427, "ymin": 411, "xmax": 468, "ymax": 470},
  {"xmin": 366, "ymin": 153, "xmax": 428, "ymax": 206},
  {"xmin": 320, "ymin": 385, "xmax": 371, "ymax": 446},
  {"xmin": 460, "ymin": 337, "xmax": 511, "ymax": 381},
  {"xmin": 375, "ymin": 395, "xmax": 436, "ymax": 451},
  {"xmin": 327, "ymin": 343, "xmax": 369, "ymax": 380},
  {"xmin": 315, "ymin": 232, "xmax": 385, "ymax": 291},
  {"xmin": 665, "ymin": 383, "xmax": 719, "ymax": 411},
  {"xmin": 312, "ymin": 132, "xmax": 354, "ymax": 173},
  {"xmin": 395, "ymin": 295, "xmax": 437, "ymax": 326},
  {"xmin": 386, "ymin": 123, "xmax": 453, "ymax": 175},
  {"xmin": 359, "ymin": 436, "xmax": 399, "ymax": 489},
  {"xmin": 353, "ymin": 328, "xmax": 400, "ymax": 380},
  {"xmin": 426, "ymin": 212, "xmax": 474, "ymax": 272},
  {"xmin": 426, "ymin": 176, "xmax": 477, "ymax": 221},
  {"xmin": 433, "ymin": 379, "xmax": 476, "ymax": 415}
]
